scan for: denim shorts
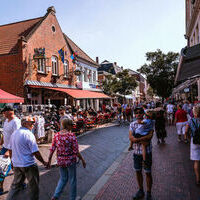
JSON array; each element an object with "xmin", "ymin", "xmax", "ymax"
[{"xmin": 133, "ymin": 153, "xmax": 152, "ymax": 173}]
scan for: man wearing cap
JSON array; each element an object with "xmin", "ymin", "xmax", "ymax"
[
  {"xmin": 0, "ymin": 106, "xmax": 21, "ymax": 195},
  {"xmin": 129, "ymin": 107, "xmax": 154, "ymax": 200},
  {"xmin": 6, "ymin": 116, "xmax": 47, "ymax": 200}
]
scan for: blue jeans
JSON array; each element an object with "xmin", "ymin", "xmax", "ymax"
[{"xmin": 53, "ymin": 163, "xmax": 77, "ymax": 200}]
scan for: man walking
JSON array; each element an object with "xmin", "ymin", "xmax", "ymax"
[
  {"xmin": 6, "ymin": 116, "xmax": 47, "ymax": 200},
  {"xmin": 0, "ymin": 106, "xmax": 21, "ymax": 195},
  {"xmin": 129, "ymin": 107, "xmax": 154, "ymax": 200}
]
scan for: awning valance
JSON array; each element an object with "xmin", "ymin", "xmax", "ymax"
[
  {"xmin": 176, "ymin": 44, "xmax": 200, "ymax": 82},
  {"xmin": 29, "ymin": 86, "xmax": 111, "ymax": 99},
  {"xmin": 172, "ymin": 78, "xmax": 197, "ymax": 95},
  {"xmin": 0, "ymin": 89, "xmax": 24, "ymax": 103}
]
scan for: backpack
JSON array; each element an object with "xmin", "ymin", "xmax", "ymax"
[{"xmin": 191, "ymin": 119, "xmax": 200, "ymax": 145}]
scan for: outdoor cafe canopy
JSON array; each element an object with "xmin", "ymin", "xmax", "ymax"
[{"xmin": 0, "ymin": 89, "xmax": 24, "ymax": 103}]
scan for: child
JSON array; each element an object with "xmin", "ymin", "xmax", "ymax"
[{"xmin": 129, "ymin": 109, "xmax": 154, "ymax": 162}]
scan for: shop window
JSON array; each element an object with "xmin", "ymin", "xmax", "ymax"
[
  {"xmin": 37, "ymin": 58, "xmax": 46, "ymax": 73},
  {"xmin": 52, "ymin": 56, "xmax": 58, "ymax": 75},
  {"xmin": 63, "ymin": 60, "xmax": 69, "ymax": 77}
]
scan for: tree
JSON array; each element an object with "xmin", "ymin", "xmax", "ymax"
[
  {"xmin": 102, "ymin": 69, "xmax": 137, "ymax": 97},
  {"xmin": 137, "ymin": 49, "xmax": 179, "ymax": 99}
]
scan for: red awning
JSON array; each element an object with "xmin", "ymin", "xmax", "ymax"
[
  {"xmin": 29, "ymin": 86, "xmax": 110, "ymax": 99},
  {"xmin": 48, "ymin": 88, "xmax": 110, "ymax": 99},
  {"xmin": 0, "ymin": 89, "xmax": 24, "ymax": 103}
]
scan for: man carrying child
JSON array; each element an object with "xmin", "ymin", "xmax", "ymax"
[{"xmin": 129, "ymin": 107, "xmax": 154, "ymax": 200}]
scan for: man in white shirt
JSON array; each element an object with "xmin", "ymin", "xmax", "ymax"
[
  {"xmin": 166, "ymin": 102, "xmax": 174, "ymax": 125},
  {"xmin": 0, "ymin": 106, "xmax": 21, "ymax": 195},
  {"xmin": 7, "ymin": 116, "xmax": 47, "ymax": 200}
]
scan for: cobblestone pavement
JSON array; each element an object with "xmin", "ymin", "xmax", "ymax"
[
  {"xmin": 1, "ymin": 122, "xmax": 130, "ymax": 200},
  {"xmin": 94, "ymin": 125, "xmax": 200, "ymax": 200}
]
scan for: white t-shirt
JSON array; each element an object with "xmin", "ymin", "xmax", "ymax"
[
  {"xmin": 9, "ymin": 127, "xmax": 39, "ymax": 167},
  {"xmin": 167, "ymin": 104, "xmax": 174, "ymax": 113},
  {"xmin": 3, "ymin": 117, "xmax": 21, "ymax": 149}
]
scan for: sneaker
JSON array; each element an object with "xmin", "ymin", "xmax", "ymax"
[
  {"xmin": 178, "ymin": 138, "xmax": 182, "ymax": 142},
  {"xmin": 133, "ymin": 189, "xmax": 144, "ymax": 200},
  {"xmin": 146, "ymin": 192, "xmax": 152, "ymax": 200}
]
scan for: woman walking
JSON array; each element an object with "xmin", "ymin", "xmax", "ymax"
[
  {"xmin": 185, "ymin": 105, "xmax": 200, "ymax": 186},
  {"xmin": 48, "ymin": 118, "xmax": 86, "ymax": 200},
  {"xmin": 154, "ymin": 103, "xmax": 167, "ymax": 144}
]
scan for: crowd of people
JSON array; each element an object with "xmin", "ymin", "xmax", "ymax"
[
  {"xmin": 128, "ymin": 100, "xmax": 200, "ymax": 200},
  {"xmin": 0, "ymin": 99, "xmax": 199, "ymax": 200}
]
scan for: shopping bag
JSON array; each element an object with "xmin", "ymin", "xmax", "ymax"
[{"xmin": 0, "ymin": 155, "xmax": 11, "ymax": 176}]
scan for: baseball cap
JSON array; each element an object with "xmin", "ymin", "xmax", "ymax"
[{"xmin": 2, "ymin": 105, "xmax": 14, "ymax": 112}]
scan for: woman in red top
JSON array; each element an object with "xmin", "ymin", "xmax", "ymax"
[
  {"xmin": 175, "ymin": 104, "xmax": 188, "ymax": 143},
  {"xmin": 48, "ymin": 118, "xmax": 86, "ymax": 200}
]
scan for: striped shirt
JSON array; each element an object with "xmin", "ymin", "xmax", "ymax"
[{"xmin": 129, "ymin": 120, "xmax": 153, "ymax": 155}]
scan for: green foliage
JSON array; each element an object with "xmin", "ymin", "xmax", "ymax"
[
  {"xmin": 137, "ymin": 49, "xmax": 179, "ymax": 99},
  {"xmin": 102, "ymin": 69, "xmax": 137, "ymax": 96}
]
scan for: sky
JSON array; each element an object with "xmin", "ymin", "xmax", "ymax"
[{"xmin": 0, "ymin": 0, "xmax": 186, "ymax": 71}]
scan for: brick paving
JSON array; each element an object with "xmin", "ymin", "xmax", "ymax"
[
  {"xmin": 1, "ymin": 122, "xmax": 130, "ymax": 200},
  {"xmin": 94, "ymin": 125, "xmax": 200, "ymax": 200}
]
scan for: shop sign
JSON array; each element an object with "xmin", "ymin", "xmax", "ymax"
[
  {"xmin": 184, "ymin": 88, "xmax": 190, "ymax": 93},
  {"xmin": 89, "ymin": 84, "xmax": 97, "ymax": 88}
]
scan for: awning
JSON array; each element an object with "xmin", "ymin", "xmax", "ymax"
[
  {"xmin": 176, "ymin": 44, "xmax": 200, "ymax": 82},
  {"xmin": 172, "ymin": 78, "xmax": 197, "ymax": 95},
  {"xmin": 0, "ymin": 89, "xmax": 24, "ymax": 103},
  {"xmin": 29, "ymin": 86, "xmax": 111, "ymax": 99}
]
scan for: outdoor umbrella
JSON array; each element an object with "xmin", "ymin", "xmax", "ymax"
[{"xmin": 0, "ymin": 89, "xmax": 24, "ymax": 103}]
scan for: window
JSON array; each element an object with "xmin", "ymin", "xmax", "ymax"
[
  {"xmin": 89, "ymin": 70, "xmax": 92, "ymax": 83},
  {"xmin": 37, "ymin": 58, "xmax": 45, "ymax": 73},
  {"xmin": 84, "ymin": 68, "xmax": 88, "ymax": 82},
  {"xmin": 63, "ymin": 60, "xmax": 69, "ymax": 77},
  {"xmin": 52, "ymin": 56, "xmax": 58, "ymax": 75},
  {"xmin": 52, "ymin": 25, "xmax": 56, "ymax": 33},
  {"xmin": 93, "ymin": 71, "xmax": 96, "ymax": 82}
]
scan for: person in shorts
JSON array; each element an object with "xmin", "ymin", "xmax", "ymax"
[
  {"xmin": 175, "ymin": 104, "xmax": 188, "ymax": 143},
  {"xmin": 166, "ymin": 102, "xmax": 174, "ymax": 125},
  {"xmin": 129, "ymin": 107, "xmax": 154, "ymax": 200},
  {"xmin": 129, "ymin": 109, "xmax": 153, "ymax": 163}
]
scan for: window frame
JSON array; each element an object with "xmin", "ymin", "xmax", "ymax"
[
  {"xmin": 37, "ymin": 58, "xmax": 46, "ymax": 73},
  {"xmin": 52, "ymin": 56, "xmax": 59, "ymax": 76}
]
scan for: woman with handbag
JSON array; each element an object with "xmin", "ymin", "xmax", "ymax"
[{"xmin": 185, "ymin": 105, "xmax": 200, "ymax": 186}]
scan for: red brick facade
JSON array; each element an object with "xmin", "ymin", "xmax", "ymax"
[{"xmin": 0, "ymin": 8, "xmax": 75, "ymax": 101}]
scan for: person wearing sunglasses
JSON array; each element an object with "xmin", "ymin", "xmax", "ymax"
[{"xmin": 129, "ymin": 107, "xmax": 154, "ymax": 200}]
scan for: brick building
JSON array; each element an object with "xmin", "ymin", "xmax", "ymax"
[{"xmin": 0, "ymin": 6, "xmax": 109, "ymax": 109}]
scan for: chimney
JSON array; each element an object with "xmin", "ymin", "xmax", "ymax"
[
  {"xmin": 114, "ymin": 62, "xmax": 117, "ymax": 66},
  {"xmin": 47, "ymin": 6, "xmax": 56, "ymax": 14},
  {"xmin": 96, "ymin": 57, "xmax": 99, "ymax": 64}
]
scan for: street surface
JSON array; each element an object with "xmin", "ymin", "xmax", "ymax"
[
  {"xmin": 1, "ymin": 123, "xmax": 200, "ymax": 200},
  {"xmin": 2, "ymin": 123, "xmax": 129, "ymax": 200}
]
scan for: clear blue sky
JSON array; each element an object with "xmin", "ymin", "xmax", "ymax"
[{"xmin": 0, "ymin": 0, "xmax": 186, "ymax": 71}]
